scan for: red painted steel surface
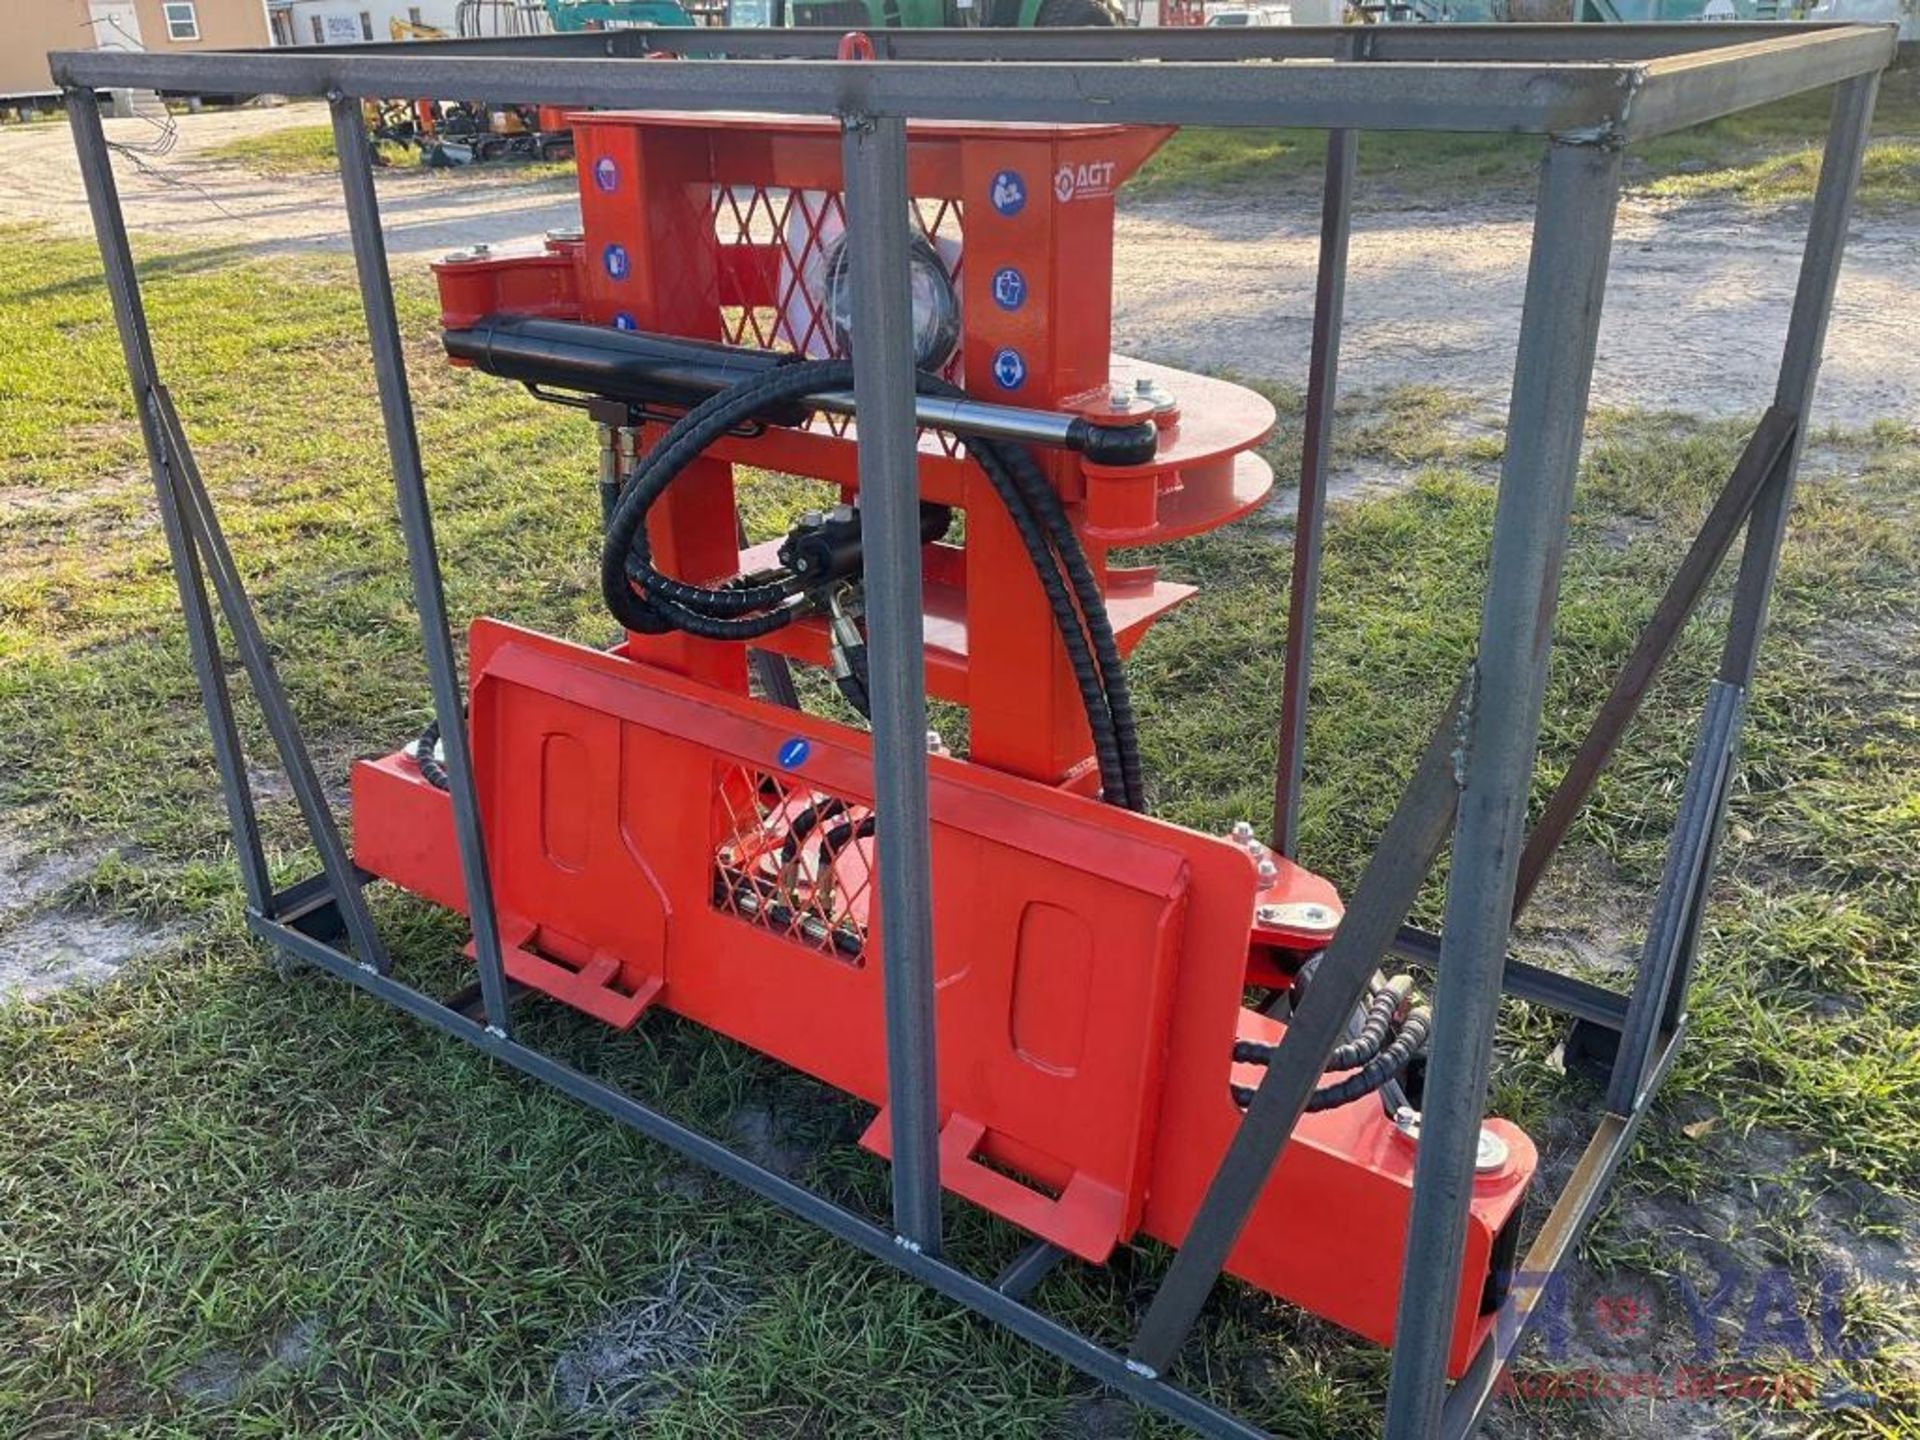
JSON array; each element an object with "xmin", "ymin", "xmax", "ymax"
[
  {"xmin": 359, "ymin": 113, "xmax": 1540, "ymax": 1375},
  {"xmin": 358, "ymin": 620, "xmax": 1532, "ymax": 1371}
]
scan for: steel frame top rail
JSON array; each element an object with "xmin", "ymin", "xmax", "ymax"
[{"xmin": 49, "ymin": 23, "xmax": 1893, "ymax": 142}]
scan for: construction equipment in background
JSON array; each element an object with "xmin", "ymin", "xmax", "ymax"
[
  {"xmin": 389, "ymin": 16, "xmax": 451, "ymax": 40},
  {"xmin": 364, "ymin": 97, "xmax": 577, "ymax": 165},
  {"xmin": 455, "ymin": 0, "xmax": 697, "ymax": 34}
]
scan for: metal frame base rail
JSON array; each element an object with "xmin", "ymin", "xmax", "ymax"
[{"xmin": 53, "ymin": 24, "xmax": 1890, "ymax": 1440}]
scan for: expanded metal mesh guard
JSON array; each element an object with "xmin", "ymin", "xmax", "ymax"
[
  {"xmin": 710, "ymin": 761, "xmax": 875, "ymax": 963},
  {"xmin": 713, "ymin": 185, "xmax": 965, "ymax": 451}
]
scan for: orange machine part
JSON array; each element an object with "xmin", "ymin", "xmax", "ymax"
[
  {"xmin": 354, "ymin": 620, "xmax": 1534, "ymax": 1374},
  {"xmin": 358, "ymin": 113, "xmax": 1542, "ymax": 1378}
]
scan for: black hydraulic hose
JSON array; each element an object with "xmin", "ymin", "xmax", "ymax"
[
  {"xmin": 600, "ymin": 357, "xmax": 1140, "ymax": 810},
  {"xmin": 1233, "ymin": 976, "xmax": 1411, "ymax": 1073},
  {"xmin": 817, "ymin": 814, "xmax": 878, "ymax": 871},
  {"xmin": 412, "ymin": 718, "xmax": 449, "ymax": 792},
  {"xmin": 778, "ymin": 797, "xmax": 849, "ymax": 864},
  {"xmin": 1230, "ymin": 1006, "xmax": 1432, "ymax": 1114},
  {"xmin": 949, "ymin": 380, "xmax": 1143, "ymax": 813}
]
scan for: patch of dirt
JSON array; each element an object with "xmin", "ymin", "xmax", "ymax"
[
  {"xmin": 1481, "ymin": 1116, "xmax": 1919, "ymax": 1440},
  {"xmin": 0, "ymin": 828, "xmax": 173, "ymax": 1004},
  {"xmin": 0, "ymin": 100, "xmax": 579, "ymax": 264},
  {"xmin": 1115, "ymin": 193, "xmax": 1918, "ymax": 431},
  {"xmin": 0, "ymin": 832, "xmax": 103, "ymax": 914},
  {"xmin": 551, "ymin": 1254, "xmax": 746, "ymax": 1423},
  {"xmin": 1053, "ymin": 1393, "xmax": 1138, "ymax": 1438},
  {"xmin": 172, "ymin": 1316, "xmax": 326, "ymax": 1405},
  {"xmin": 0, "ymin": 910, "xmax": 155, "ymax": 1002},
  {"xmin": 725, "ymin": 1100, "xmax": 824, "ymax": 1180}
]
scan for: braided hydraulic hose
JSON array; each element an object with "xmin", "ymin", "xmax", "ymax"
[
  {"xmin": 1231, "ymin": 978, "xmax": 1429, "ymax": 1114},
  {"xmin": 599, "ymin": 357, "xmax": 1144, "ymax": 810}
]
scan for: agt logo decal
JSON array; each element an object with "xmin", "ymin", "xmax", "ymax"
[{"xmin": 1055, "ymin": 159, "xmax": 1118, "ymax": 203}]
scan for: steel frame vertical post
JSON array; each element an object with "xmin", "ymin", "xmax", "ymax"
[
  {"xmin": 1661, "ymin": 72, "xmax": 1879, "ymax": 1042},
  {"xmin": 64, "ymin": 88, "xmax": 273, "ymax": 920},
  {"xmin": 841, "ymin": 111, "xmax": 944, "ymax": 1256},
  {"xmin": 1720, "ymin": 73, "xmax": 1878, "ymax": 692},
  {"xmin": 1605, "ymin": 680, "xmax": 1744, "ymax": 1115},
  {"xmin": 1383, "ymin": 138, "xmax": 1623, "ymax": 1440},
  {"xmin": 1272, "ymin": 121, "xmax": 1358, "ymax": 859},
  {"xmin": 328, "ymin": 95, "xmax": 514, "ymax": 1036}
]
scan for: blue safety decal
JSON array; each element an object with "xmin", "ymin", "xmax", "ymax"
[
  {"xmin": 989, "ymin": 169, "xmax": 1026, "ymax": 217},
  {"xmin": 776, "ymin": 737, "xmax": 812, "ymax": 769},
  {"xmin": 613, "ymin": 312, "xmax": 638, "ymax": 332},
  {"xmin": 603, "ymin": 243, "xmax": 629, "ymax": 281},
  {"xmin": 991, "ymin": 347, "xmax": 1027, "ymax": 391},
  {"xmin": 593, "ymin": 155, "xmax": 619, "ymax": 194},
  {"xmin": 990, "ymin": 266, "xmax": 1027, "ymax": 312}
]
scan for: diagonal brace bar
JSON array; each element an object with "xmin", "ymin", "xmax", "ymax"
[
  {"xmin": 153, "ymin": 387, "xmax": 390, "ymax": 971},
  {"xmin": 1512, "ymin": 404, "xmax": 1793, "ymax": 915},
  {"xmin": 1128, "ymin": 675, "xmax": 1471, "ymax": 1376}
]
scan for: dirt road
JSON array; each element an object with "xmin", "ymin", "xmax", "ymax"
[{"xmin": 4, "ymin": 99, "xmax": 1915, "ymax": 427}]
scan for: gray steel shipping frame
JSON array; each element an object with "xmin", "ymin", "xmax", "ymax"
[{"xmin": 51, "ymin": 22, "xmax": 1893, "ymax": 1439}]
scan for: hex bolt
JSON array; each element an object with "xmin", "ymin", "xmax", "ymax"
[
  {"xmin": 1230, "ymin": 820, "xmax": 1255, "ymax": 845},
  {"xmin": 1256, "ymin": 857, "xmax": 1278, "ymax": 888}
]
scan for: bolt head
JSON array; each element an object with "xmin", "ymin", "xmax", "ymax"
[
  {"xmin": 1229, "ymin": 820, "xmax": 1255, "ymax": 844},
  {"xmin": 1255, "ymin": 858, "xmax": 1279, "ymax": 887},
  {"xmin": 1135, "ymin": 375, "xmax": 1156, "ymax": 395},
  {"xmin": 1389, "ymin": 1109, "xmax": 1509, "ymax": 1174}
]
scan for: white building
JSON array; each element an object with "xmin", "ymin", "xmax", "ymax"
[{"xmin": 267, "ymin": 0, "xmax": 464, "ymax": 43}]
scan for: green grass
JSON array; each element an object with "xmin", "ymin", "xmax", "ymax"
[
  {"xmin": 1, "ymin": 229, "xmax": 1917, "ymax": 1437},
  {"xmin": 1131, "ymin": 56, "xmax": 1920, "ymax": 210}
]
